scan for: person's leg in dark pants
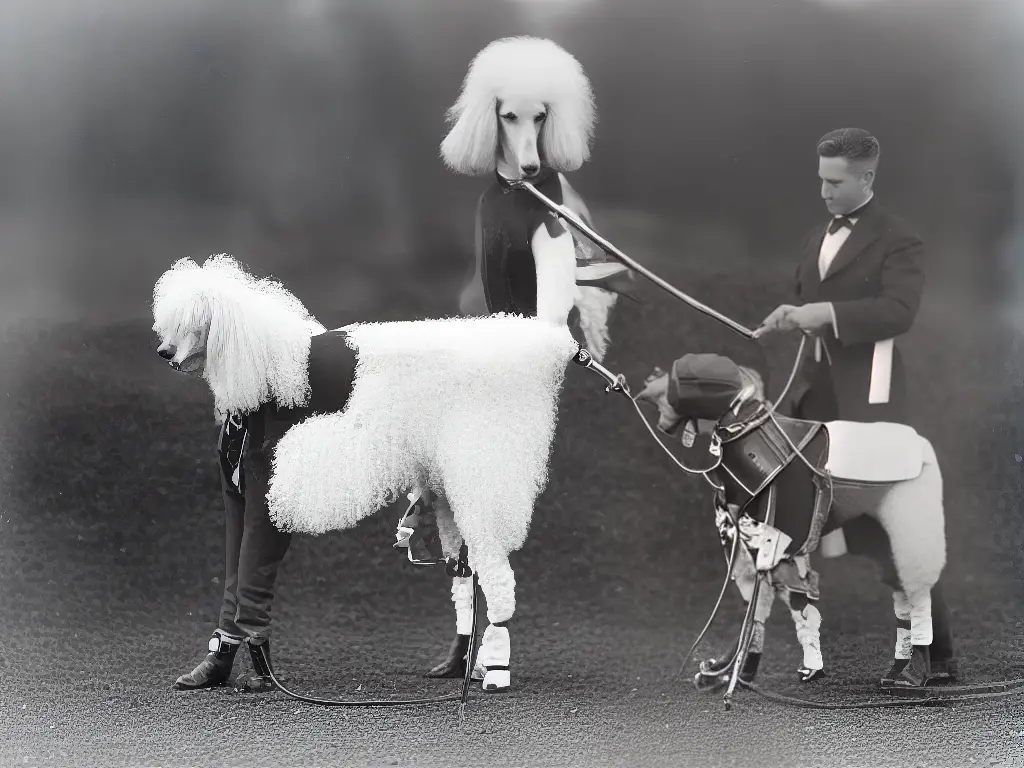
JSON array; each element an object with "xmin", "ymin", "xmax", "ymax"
[
  {"xmin": 173, "ymin": 471, "xmax": 246, "ymax": 689},
  {"xmin": 925, "ymin": 579, "xmax": 957, "ymax": 678},
  {"xmin": 233, "ymin": 449, "xmax": 293, "ymax": 690},
  {"xmin": 219, "ymin": 480, "xmax": 245, "ymax": 638}
]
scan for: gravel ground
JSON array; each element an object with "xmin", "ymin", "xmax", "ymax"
[{"xmin": 1, "ymin": 252, "xmax": 1022, "ymax": 768}]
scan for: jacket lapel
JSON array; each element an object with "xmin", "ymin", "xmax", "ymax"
[
  {"xmin": 821, "ymin": 204, "xmax": 883, "ymax": 282},
  {"xmin": 798, "ymin": 223, "xmax": 829, "ymax": 298}
]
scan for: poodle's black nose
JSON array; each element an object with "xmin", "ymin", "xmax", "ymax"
[
  {"xmin": 521, "ymin": 163, "xmax": 539, "ymax": 177},
  {"xmin": 157, "ymin": 343, "xmax": 176, "ymax": 360}
]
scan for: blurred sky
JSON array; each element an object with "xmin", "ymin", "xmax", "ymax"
[{"xmin": 0, "ymin": 0, "xmax": 1020, "ymax": 325}]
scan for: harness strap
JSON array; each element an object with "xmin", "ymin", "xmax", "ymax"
[
  {"xmin": 797, "ymin": 441, "xmax": 835, "ymax": 557},
  {"xmin": 719, "ymin": 419, "xmax": 824, "ymax": 501}
]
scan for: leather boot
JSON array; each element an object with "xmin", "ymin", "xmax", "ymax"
[
  {"xmin": 880, "ymin": 658, "xmax": 910, "ymax": 687},
  {"xmin": 425, "ymin": 634, "xmax": 484, "ymax": 680},
  {"xmin": 797, "ymin": 665, "xmax": 825, "ymax": 682},
  {"xmin": 236, "ymin": 638, "xmax": 276, "ymax": 693},
  {"xmin": 694, "ymin": 639, "xmax": 761, "ymax": 691},
  {"xmin": 891, "ymin": 645, "xmax": 931, "ymax": 688},
  {"xmin": 173, "ymin": 630, "xmax": 240, "ymax": 690}
]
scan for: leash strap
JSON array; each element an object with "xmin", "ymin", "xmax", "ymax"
[
  {"xmin": 260, "ymin": 562, "xmax": 481, "ymax": 708},
  {"xmin": 512, "ymin": 179, "xmax": 756, "ymax": 339}
]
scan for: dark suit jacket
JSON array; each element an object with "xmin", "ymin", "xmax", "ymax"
[{"xmin": 788, "ymin": 199, "xmax": 926, "ymax": 425}]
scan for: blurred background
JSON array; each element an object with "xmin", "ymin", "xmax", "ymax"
[
  {"xmin": 0, "ymin": 0, "xmax": 1020, "ymax": 327},
  {"xmin": 0, "ymin": 2, "xmax": 1022, "ymax": 763}
]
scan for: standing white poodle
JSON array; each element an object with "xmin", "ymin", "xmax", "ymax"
[
  {"xmin": 153, "ymin": 255, "xmax": 580, "ymax": 696},
  {"xmin": 396, "ymin": 36, "xmax": 640, "ymax": 691},
  {"xmin": 442, "ymin": 35, "xmax": 635, "ymax": 360}
]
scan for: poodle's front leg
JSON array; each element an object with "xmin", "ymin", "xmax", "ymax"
[{"xmin": 425, "ymin": 493, "xmax": 482, "ymax": 680}]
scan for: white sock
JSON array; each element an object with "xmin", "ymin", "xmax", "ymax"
[
  {"xmin": 478, "ymin": 625, "xmax": 510, "ymax": 669},
  {"xmin": 452, "ymin": 576, "xmax": 475, "ymax": 636}
]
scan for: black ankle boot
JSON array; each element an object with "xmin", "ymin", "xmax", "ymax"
[
  {"xmin": 892, "ymin": 645, "xmax": 931, "ymax": 688},
  {"xmin": 698, "ymin": 638, "xmax": 740, "ymax": 677},
  {"xmin": 426, "ymin": 634, "xmax": 473, "ymax": 679},
  {"xmin": 694, "ymin": 641, "xmax": 760, "ymax": 691},
  {"xmin": 173, "ymin": 631, "xmax": 240, "ymax": 690},
  {"xmin": 237, "ymin": 638, "xmax": 276, "ymax": 693},
  {"xmin": 739, "ymin": 651, "xmax": 761, "ymax": 682},
  {"xmin": 880, "ymin": 657, "xmax": 909, "ymax": 687}
]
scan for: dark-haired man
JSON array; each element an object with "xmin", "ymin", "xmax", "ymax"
[{"xmin": 755, "ymin": 127, "xmax": 957, "ymax": 688}]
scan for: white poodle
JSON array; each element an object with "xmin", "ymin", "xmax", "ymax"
[
  {"xmin": 394, "ymin": 36, "xmax": 639, "ymax": 692},
  {"xmin": 441, "ymin": 35, "xmax": 632, "ymax": 363},
  {"xmin": 153, "ymin": 255, "xmax": 580, "ymax": 695}
]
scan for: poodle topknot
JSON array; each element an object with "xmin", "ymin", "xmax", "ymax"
[{"xmin": 440, "ymin": 36, "xmax": 597, "ymax": 176}]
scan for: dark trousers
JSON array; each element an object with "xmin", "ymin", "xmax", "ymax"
[
  {"xmin": 217, "ymin": 450, "xmax": 293, "ymax": 641},
  {"xmin": 793, "ymin": 370, "xmax": 955, "ymax": 661}
]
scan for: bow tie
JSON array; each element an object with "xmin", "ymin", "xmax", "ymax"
[{"xmin": 828, "ymin": 216, "xmax": 853, "ymax": 235}]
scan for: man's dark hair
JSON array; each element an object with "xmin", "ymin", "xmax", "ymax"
[{"xmin": 816, "ymin": 128, "xmax": 880, "ymax": 163}]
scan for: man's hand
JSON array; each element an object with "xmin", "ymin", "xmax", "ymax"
[
  {"xmin": 753, "ymin": 302, "xmax": 833, "ymax": 338},
  {"xmin": 753, "ymin": 304, "xmax": 797, "ymax": 338}
]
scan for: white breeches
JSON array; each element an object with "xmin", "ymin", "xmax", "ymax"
[{"xmin": 901, "ymin": 589, "xmax": 933, "ymax": 647}]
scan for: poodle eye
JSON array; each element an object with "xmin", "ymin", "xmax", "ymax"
[
  {"xmin": 534, "ymin": 112, "xmax": 547, "ymax": 123},
  {"xmin": 500, "ymin": 112, "xmax": 518, "ymax": 123}
]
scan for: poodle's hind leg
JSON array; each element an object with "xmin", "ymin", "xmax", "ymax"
[
  {"xmin": 890, "ymin": 587, "xmax": 934, "ymax": 688},
  {"xmin": 425, "ymin": 492, "xmax": 482, "ymax": 680},
  {"xmin": 880, "ymin": 589, "xmax": 914, "ymax": 686},
  {"xmin": 871, "ymin": 467, "xmax": 944, "ymax": 688},
  {"xmin": 436, "ymin": 414, "xmax": 541, "ymax": 694}
]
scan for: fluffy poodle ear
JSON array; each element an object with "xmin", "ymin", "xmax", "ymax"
[
  {"xmin": 203, "ymin": 288, "xmax": 266, "ymax": 415},
  {"xmin": 440, "ymin": 96, "xmax": 499, "ymax": 176},
  {"xmin": 542, "ymin": 102, "xmax": 594, "ymax": 174}
]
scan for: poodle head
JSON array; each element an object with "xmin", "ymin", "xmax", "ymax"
[
  {"xmin": 440, "ymin": 36, "xmax": 596, "ymax": 178},
  {"xmin": 152, "ymin": 256, "xmax": 224, "ymax": 377},
  {"xmin": 152, "ymin": 254, "xmax": 323, "ymax": 417}
]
